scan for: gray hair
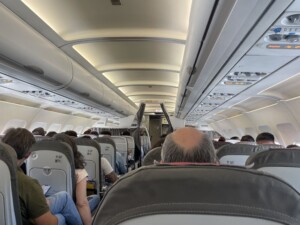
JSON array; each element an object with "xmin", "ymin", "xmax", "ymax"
[{"xmin": 161, "ymin": 133, "xmax": 216, "ymax": 163}]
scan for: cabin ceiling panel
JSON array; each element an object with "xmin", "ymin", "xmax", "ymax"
[
  {"xmin": 260, "ymin": 74, "xmax": 300, "ymax": 100},
  {"xmin": 73, "ymin": 41, "xmax": 185, "ymax": 72},
  {"xmin": 235, "ymin": 97, "xmax": 277, "ymax": 112},
  {"xmin": 119, "ymin": 86, "xmax": 177, "ymax": 97},
  {"xmin": 21, "ymin": 0, "xmax": 192, "ymax": 41},
  {"xmin": 217, "ymin": 109, "xmax": 243, "ymax": 118},
  {"xmin": 103, "ymin": 70, "xmax": 179, "ymax": 87}
]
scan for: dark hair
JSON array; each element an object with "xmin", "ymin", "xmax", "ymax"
[
  {"xmin": 2, "ymin": 128, "xmax": 36, "ymax": 159},
  {"xmin": 64, "ymin": 130, "xmax": 78, "ymax": 137},
  {"xmin": 241, "ymin": 135, "xmax": 255, "ymax": 142},
  {"xmin": 161, "ymin": 134, "xmax": 216, "ymax": 163},
  {"xmin": 230, "ymin": 136, "xmax": 239, "ymax": 140},
  {"xmin": 256, "ymin": 132, "xmax": 275, "ymax": 142},
  {"xmin": 53, "ymin": 133, "xmax": 85, "ymax": 169},
  {"xmin": 83, "ymin": 129, "xmax": 91, "ymax": 134},
  {"xmin": 90, "ymin": 131, "xmax": 99, "ymax": 136},
  {"xmin": 32, "ymin": 127, "xmax": 45, "ymax": 136},
  {"xmin": 46, "ymin": 131, "xmax": 57, "ymax": 137},
  {"xmin": 286, "ymin": 144, "xmax": 300, "ymax": 149},
  {"xmin": 218, "ymin": 136, "xmax": 226, "ymax": 142},
  {"xmin": 100, "ymin": 130, "xmax": 112, "ymax": 136},
  {"xmin": 122, "ymin": 130, "xmax": 130, "ymax": 136}
]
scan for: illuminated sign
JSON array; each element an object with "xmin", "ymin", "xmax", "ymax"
[{"xmin": 267, "ymin": 44, "xmax": 300, "ymax": 49}]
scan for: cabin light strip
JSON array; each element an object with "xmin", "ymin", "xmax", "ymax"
[
  {"xmin": 245, "ymin": 103, "xmax": 278, "ymax": 114},
  {"xmin": 282, "ymin": 95, "xmax": 300, "ymax": 102},
  {"xmin": 258, "ymin": 73, "xmax": 300, "ymax": 95}
]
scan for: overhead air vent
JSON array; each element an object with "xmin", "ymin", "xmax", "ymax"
[
  {"xmin": 222, "ymin": 72, "xmax": 268, "ymax": 85},
  {"xmin": 282, "ymin": 14, "xmax": 300, "ymax": 25},
  {"xmin": 22, "ymin": 90, "xmax": 55, "ymax": 98}
]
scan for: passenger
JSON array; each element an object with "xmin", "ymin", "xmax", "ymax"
[
  {"xmin": 53, "ymin": 133, "xmax": 100, "ymax": 224},
  {"xmin": 46, "ymin": 131, "xmax": 57, "ymax": 137},
  {"xmin": 152, "ymin": 134, "xmax": 168, "ymax": 149},
  {"xmin": 218, "ymin": 136, "xmax": 226, "ymax": 142},
  {"xmin": 83, "ymin": 129, "xmax": 92, "ymax": 135},
  {"xmin": 230, "ymin": 136, "xmax": 240, "ymax": 140},
  {"xmin": 32, "ymin": 127, "xmax": 46, "ymax": 136},
  {"xmin": 65, "ymin": 130, "xmax": 78, "ymax": 137},
  {"xmin": 2, "ymin": 128, "xmax": 82, "ymax": 225},
  {"xmin": 100, "ymin": 130, "xmax": 127, "ymax": 175},
  {"xmin": 121, "ymin": 130, "xmax": 130, "ymax": 136},
  {"xmin": 161, "ymin": 127, "xmax": 217, "ymax": 163},
  {"xmin": 240, "ymin": 135, "xmax": 255, "ymax": 142},
  {"xmin": 102, "ymin": 157, "xmax": 118, "ymax": 183},
  {"xmin": 90, "ymin": 131, "xmax": 99, "ymax": 137},
  {"xmin": 256, "ymin": 132, "xmax": 276, "ymax": 144},
  {"xmin": 286, "ymin": 144, "xmax": 300, "ymax": 149},
  {"xmin": 100, "ymin": 130, "xmax": 112, "ymax": 136}
]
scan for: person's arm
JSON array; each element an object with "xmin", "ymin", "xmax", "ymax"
[
  {"xmin": 33, "ymin": 211, "xmax": 58, "ymax": 225},
  {"xmin": 76, "ymin": 178, "xmax": 92, "ymax": 225},
  {"xmin": 116, "ymin": 152, "xmax": 127, "ymax": 175},
  {"xmin": 105, "ymin": 171, "xmax": 118, "ymax": 183},
  {"xmin": 102, "ymin": 157, "xmax": 118, "ymax": 183}
]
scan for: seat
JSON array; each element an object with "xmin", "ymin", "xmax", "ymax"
[
  {"xmin": 0, "ymin": 142, "xmax": 22, "ymax": 225},
  {"xmin": 92, "ymin": 165, "xmax": 300, "ymax": 225},
  {"xmin": 142, "ymin": 147, "xmax": 161, "ymax": 166},
  {"xmin": 256, "ymin": 144, "xmax": 283, "ymax": 152},
  {"xmin": 33, "ymin": 135, "xmax": 50, "ymax": 142},
  {"xmin": 94, "ymin": 137, "xmax": 116, "ymax": 172},
  {"xmin": 124, "ymin": 136, "xmax": 135, "ymax": 160},
  {"xmin": 75, "ymin": 138, "xmax": 102, "ymax": 194},
  {"xmin": 217, "ymin": 144, "xmax": 257, "ymax": 166},
  {"xmin": 111, "ymin": 136, "xmax": 128, "ymax": 166},
  {"xmin": 213, "ymin": 141, "xmax": 231, "ymax": 150},
  {"xmin": 246, "ymin": 148, "xmax": 300, "ymax": 193},
  {"xmin": 27, "ymin": 140, "xmax": 76, "ymax": 198}
]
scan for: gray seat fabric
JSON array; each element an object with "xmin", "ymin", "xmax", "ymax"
[
  {"xmin": 94, "ymin": 137, "xmax": 116, "ymax": 172},
  {"xmin": 0, "ymin": 142, "xmax": 22, "ymax": 225},
  {"xmin": 142, "ymin": 147, "xmax": 161, "ymax": 166},
  {"xmin": 246, "ymin": 148, "xmax": 300, "ymax": 193},
  {"xmin": 75, "ymin": 138, "xmax": 102, "ymax": 194},
  {"xmin": 213, "ymin": 141, "xmax": 231, "ymax": 150},
  {"xmin": 124, "ymin": 136, "xmax": 135, "ymax": 160},
  {"xmin": 92, "ymin": 165, "xmax": 300, "ymax": 225},
  {"xmin": 33, "ymin": 135, "xmax": 50, "ymax": 142},
  {"xmin": 27, "ymin": 140, "xmax": 76, "ymax": 198},
  {"xmin": 246, "ymin": 144, "xmax": 283, "ymax": 165},
  {"xmin": 217, "ymin": 144, "xmax": 257, "ymax": 166},
  {"xmin": 111, "ymin": 136, "xmax": 128, "ymax": 166}
]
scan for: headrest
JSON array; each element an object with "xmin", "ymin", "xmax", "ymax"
[
  {"xmin": 93, "ymin": 165, "xmax": 300, "ymax": 225},
  {"xmin": 256, "ymin": 144, "xmax": 283, "ymax": 152},
  {"xmin": 94, "ymin": 137, "xmax": 116, "ymax": 149},
  {"xmin": 75, "ymin": 138, "xmax": 101, "ymax": 152},
  {"xmin": 142, "ymin": 147, "xmax": 162, "ymax": 166},
  {"xmin": 246, "ymin": 148, "xmax": 300, "ymax": 168},
  {"xmin": 30, "ymin": 139, "xmax": 74, "ymax": 163},
  {"xmin": 217, "ymin": 143, "xmax": 257, "ymax": 159}
]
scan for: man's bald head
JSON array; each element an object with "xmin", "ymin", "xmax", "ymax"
[{"xmin": 161, "ymin": 127, "xmax": 216, "ymax": 163}]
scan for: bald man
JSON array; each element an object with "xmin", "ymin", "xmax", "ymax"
[{"xmin": 161, "ymin": 127, "xmax": 217, "ymax": 163}]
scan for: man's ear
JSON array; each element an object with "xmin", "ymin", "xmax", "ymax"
[{"xmin": 24, "ymin": 151, "xmax": 32, "ymax": 159}]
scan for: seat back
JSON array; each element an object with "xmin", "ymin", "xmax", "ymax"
[
  {"xmin": 33, "ymin": 135, "xmax": 50, "ymax": 142},
  {"xmin": 92, "ymin": 165, "xmax": 300, "ymax": 225},
  {"xmin": 75, "ymin": 138, "xmax": 102, "ymax": 194},
  {"xmin": 94, "ymin": 137, "xmax": 116, "ymax": 171},
  {"xmin": 213, "ymin": 141, "xmax": 231, "ymax": 150},
  {"xmin": 27, "ymin": 140, "xmax": 76, "ymax": 198},
  {"xmin": 256, "ymin": 144, "xmax": 283, "ymax": 152},
  {"xmin": 217, "ymin": 144, "xmax": 257, "ymax": 166},
  {"xmin": 246, "ymin": 148, "xmax": 300, "ymax": 193},
  {"xmin": 111, "ymin": 136, "xmax": 128, "ymax": 165},
  {"xmin": 0, "ymin": 142, "xmax": 22, "ymax": 225},
  {"xmin": 124, "ymin": 136, "xmax": 135, "ymax": 160},
  {"xmin": 142, "ymin": 147, "xmax": 161, "ymax": 166}
]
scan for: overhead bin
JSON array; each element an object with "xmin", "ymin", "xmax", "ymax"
[
  {"xmin": 0, "ymin": 3, "xmax": 137, "ymax": 116},
  {"xmin": 0, "ymin": 4, "xmax": 72, "ymax": 90}
]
